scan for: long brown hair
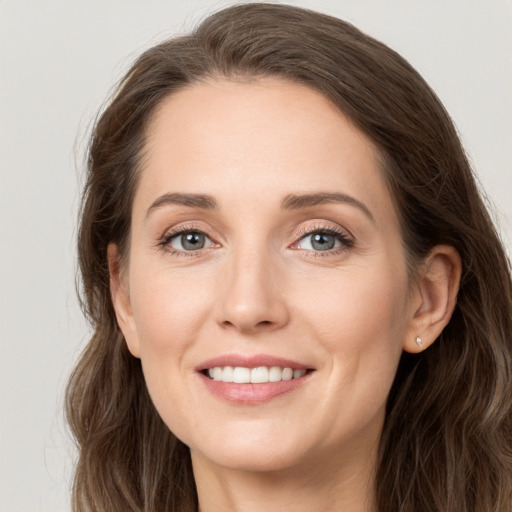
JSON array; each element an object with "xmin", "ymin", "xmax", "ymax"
[{"xmin": 66, "ymin": 3, "xmax": 512, "ymax": 511}]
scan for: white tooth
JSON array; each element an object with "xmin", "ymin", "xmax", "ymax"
[
  {"xmin": 293, "ymin": 369, "xmax": 306, "ymax": 379},
  {"xmin": 251, "ymin": 366, "xmax": 269, "ymax": 383},
  {"xmin": 282, "ymin": 368, "xmax": 293, "ymax": 381},
  {"xmin": 268, "ymin": 366, "xmax": 283, "ymax": 382},
  {"xmin": 213, "ymin": 367, "xmax": 222, "ymax": 381},
  {"xmin": 208, "ymin": 368, "xmax": 215, "ymax": 379},
  {"xmin": 222, "ymin": 366, "xmax": 234, "ymax": 383},
  {"xmin": 233, "ymin": 367, "xmax": 251, "ymax": 383}
]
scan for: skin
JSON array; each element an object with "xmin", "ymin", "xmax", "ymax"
[{"xmin": 110, "ymin": 78, "xmax": 461, "ymax": 512}]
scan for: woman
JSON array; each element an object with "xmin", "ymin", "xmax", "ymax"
[{"xmin": 66, "ymin": 3, "xmax": 512, "ymax": 511}]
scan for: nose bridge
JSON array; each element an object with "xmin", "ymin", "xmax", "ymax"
[{"xmin": 217, "ymin": 236, "xmax": 289, "ymax": 333}]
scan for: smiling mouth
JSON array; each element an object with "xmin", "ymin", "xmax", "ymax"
[{"xmin": 203, "ymin": 366, "xmax": 310, "ymax": 383}]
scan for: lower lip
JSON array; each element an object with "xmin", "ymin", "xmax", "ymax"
[{"xmin": 199, "ymin": 372, "xmax": 312, "ymax": 405}]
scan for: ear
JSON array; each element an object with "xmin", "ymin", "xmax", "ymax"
[
  {"xmin": 107, "ymin": 243, "xmax": 141, "ymax": 358},
  {"xmin": 403, "ymin": 245, "xmax": 462, "ymax": 353}
]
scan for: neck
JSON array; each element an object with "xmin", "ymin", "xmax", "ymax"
[{"xmin": 192, "ymin": 442, "xmax": 378, "ymax": 512}]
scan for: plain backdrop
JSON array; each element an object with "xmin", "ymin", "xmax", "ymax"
[{"xmin": 0, "ymin": 1, "xmax": 510, "ymax": 510}]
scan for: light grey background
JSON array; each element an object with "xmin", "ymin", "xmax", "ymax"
[{"xmin": 1, "ymin": 1, "xmax": 510, "ymax": 510}]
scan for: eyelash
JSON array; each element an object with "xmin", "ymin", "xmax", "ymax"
[
  {"xmin": 292, "ymin": 224, "xmax": 355, "ymax": 257},
  {"xmin": 157, "ymin": 223, "xmax": 217, "ymax": 258},
  {"xmin": 157, "ymin": 223, "xmax": 354, "ymax": 258}
]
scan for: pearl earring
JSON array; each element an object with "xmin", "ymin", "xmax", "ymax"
[{"xmin": 416, "ymin": 336, "xmax": 423, "ymax": 349}]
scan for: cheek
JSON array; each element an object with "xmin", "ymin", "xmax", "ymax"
[
  {"xmin": 295, "ymin": 260, "xmax": 409, "ymax": 401},
  {"xmin": 300, "ymin": 260, "xmax": 408, "ymax": 340},
  {"xmin": 129, "ymin": 262, "xmax": 215, "ymax": 357},
  {"xmin": 127, "ymin": 264, "xmax": 218, "ymax": 435}
]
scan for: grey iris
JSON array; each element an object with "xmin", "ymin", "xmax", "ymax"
[
  {"xmin": 311, "ymin": 233, "xmax": 336, "ymax": 251},
  {"xmin": 182, "ymin": 233, "xmax": 205, "ymax": 250}
]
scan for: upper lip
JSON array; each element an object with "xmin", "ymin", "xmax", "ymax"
[{"xmin": 196, "ymin": 354, "xmax": 312, "ymax": 372}]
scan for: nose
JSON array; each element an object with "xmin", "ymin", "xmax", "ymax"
[{"xmin": 216, "ymin": 247, "xmax": 290, "ymax": 335}]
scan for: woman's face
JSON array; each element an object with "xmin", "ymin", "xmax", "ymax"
[{"xmin": 114, "ymin": 78, "xmax": 418, "ymax": 473}]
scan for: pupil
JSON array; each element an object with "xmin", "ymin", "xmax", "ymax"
[
  {"xmin": 311, "ymin": 233, "xmax": 335, "ymax": 251},
  {"xmin": 182, "ymin": 232, "xmax": 205, "ymax": 250}
]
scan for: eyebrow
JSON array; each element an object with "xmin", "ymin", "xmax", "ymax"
[
  {"xmin": 146, "ymin": 191, "xmax": 375, "ymax": 223},
  {"xmin": 281, "ymin": 192, "xmax": 375, "ymax": 223},
  {"xmin": 146, "ymin": 193, "xmax": 217, "ymax": 218}
]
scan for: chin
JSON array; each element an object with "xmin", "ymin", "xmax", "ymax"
[
  {"xmin": 186, "ymin": 425, "xmax": 311, "ymax": 473},
  {"xmin": 191, "ymin": 445, "xmax": 307, "ymax": 473}
]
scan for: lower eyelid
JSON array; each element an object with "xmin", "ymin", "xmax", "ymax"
[{"xmin": 295, "ymin": 240, "xmax": 350, "ymax": 253}]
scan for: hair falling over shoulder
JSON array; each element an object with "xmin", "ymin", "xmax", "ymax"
[{"xmin": 66, "ymin": 3, "xmax": 512, "ymax": 511}]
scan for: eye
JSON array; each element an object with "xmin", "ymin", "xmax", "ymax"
[
  {"xmin": 291, "ymin": 226, "xmax": 354, "ymax": 254},
  {"xmin": 166, "ymin": 231, "xmax": 215, "ymax": 252},
  {"xmin": 297, "ymin": 232, "xmax": 341, "ymax": 251}
]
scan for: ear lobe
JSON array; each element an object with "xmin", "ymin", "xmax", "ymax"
[
  {"xmin": 107, "ymin": 243, "xmax": 141, "ymax": 358},
  {"xmin": 403, "ymin": 245, "xmax": 462, "ymax": 353}
]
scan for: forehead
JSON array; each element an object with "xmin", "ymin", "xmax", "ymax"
[{"xmin": 136, "ymin": 77, "xmax": 396, "ymax": 225}]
